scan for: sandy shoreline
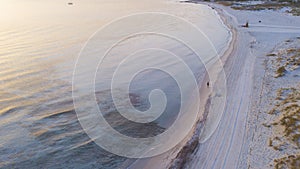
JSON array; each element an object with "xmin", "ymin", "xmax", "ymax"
[
  {"xmin": 127, "ymin": 1, "xmax": 300, "ymax": 168},
  {"xmin": 168, "ymin": 3, "xmax": 239, "ymax": 168},
  {"xmin": 123, "ymin": 2, "xmax": 238, "ymax": 168},
  {"xmin": 167, "ymin": 2, "xmax": 239, "ymax": 168}
]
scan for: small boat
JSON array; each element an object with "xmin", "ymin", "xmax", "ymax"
[{"xmin": 68, "ymin": 2, "xmax": 73, "ymax": 5}]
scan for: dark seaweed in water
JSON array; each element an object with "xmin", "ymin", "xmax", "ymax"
[
  {"xmin": 96, "ymin": 90, "xmax": 167, "ymax": 138},
  {"xmin": 1, "ymin": 102, "xmax": 126, "ymax": 168},
  {"xmin": 0, "ymin": 76, "xmax": 165, "ymax": 169},
  {"xmin": 96, "ymin": 68, "xmax": 182, "ymax": 138}
]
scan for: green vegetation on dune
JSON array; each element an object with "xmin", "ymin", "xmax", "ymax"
[
  {"xmin": 266, "ymin": 40, "xmax": 300, "ymax": 78},
  {"xmin": 267, "ymin": 87, "xmax": 300, "ymax": 168},
  {"xmin": 264, "ymin": 85, "xmax": 300, "ymax": 169},
  {"xmin": 269, "ymin": 87, "xmax": 300, "ymax": 148},
  {"xmin": 262, "ymin": 38, "xmax": 300, "ymax": 168},
  {"xmin": 215, "ymin": 0, "xmax": 300, "ymax": 16}
]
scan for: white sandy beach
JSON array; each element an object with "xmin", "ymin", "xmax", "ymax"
[
  {"xmin": 127, "ymin": 2, "xmax": 300, "ymax": 169},
  {"xmin": 186, "ymin": 3, "xmax": 300, "ymax": 169}
]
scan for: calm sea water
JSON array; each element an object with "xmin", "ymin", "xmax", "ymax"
[{"xmin": 0, "ymin": 0, "xmax": 230, "ymax": 168}]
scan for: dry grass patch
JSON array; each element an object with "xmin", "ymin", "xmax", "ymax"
[
  {"xmin": 276, "ymin": 66, "xmax": 287, "ymax": 77},
  {"xmin": 216, "ymin": 1, "xmax": 233, "ymax": 6},
  {"xmin": 267, "ymin": 53, "xmax": 277, "ymax": 57},
  {"xmin": 273, "ymin": 154, "xmax": 300, "ymax": 169},
  {"xmin": 268, "ymin": 40, "xmax": 300, "ymax": 78},
  {"xmin": 215, "ymin": 1, "xmax": 300, "ymax": 16}
]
